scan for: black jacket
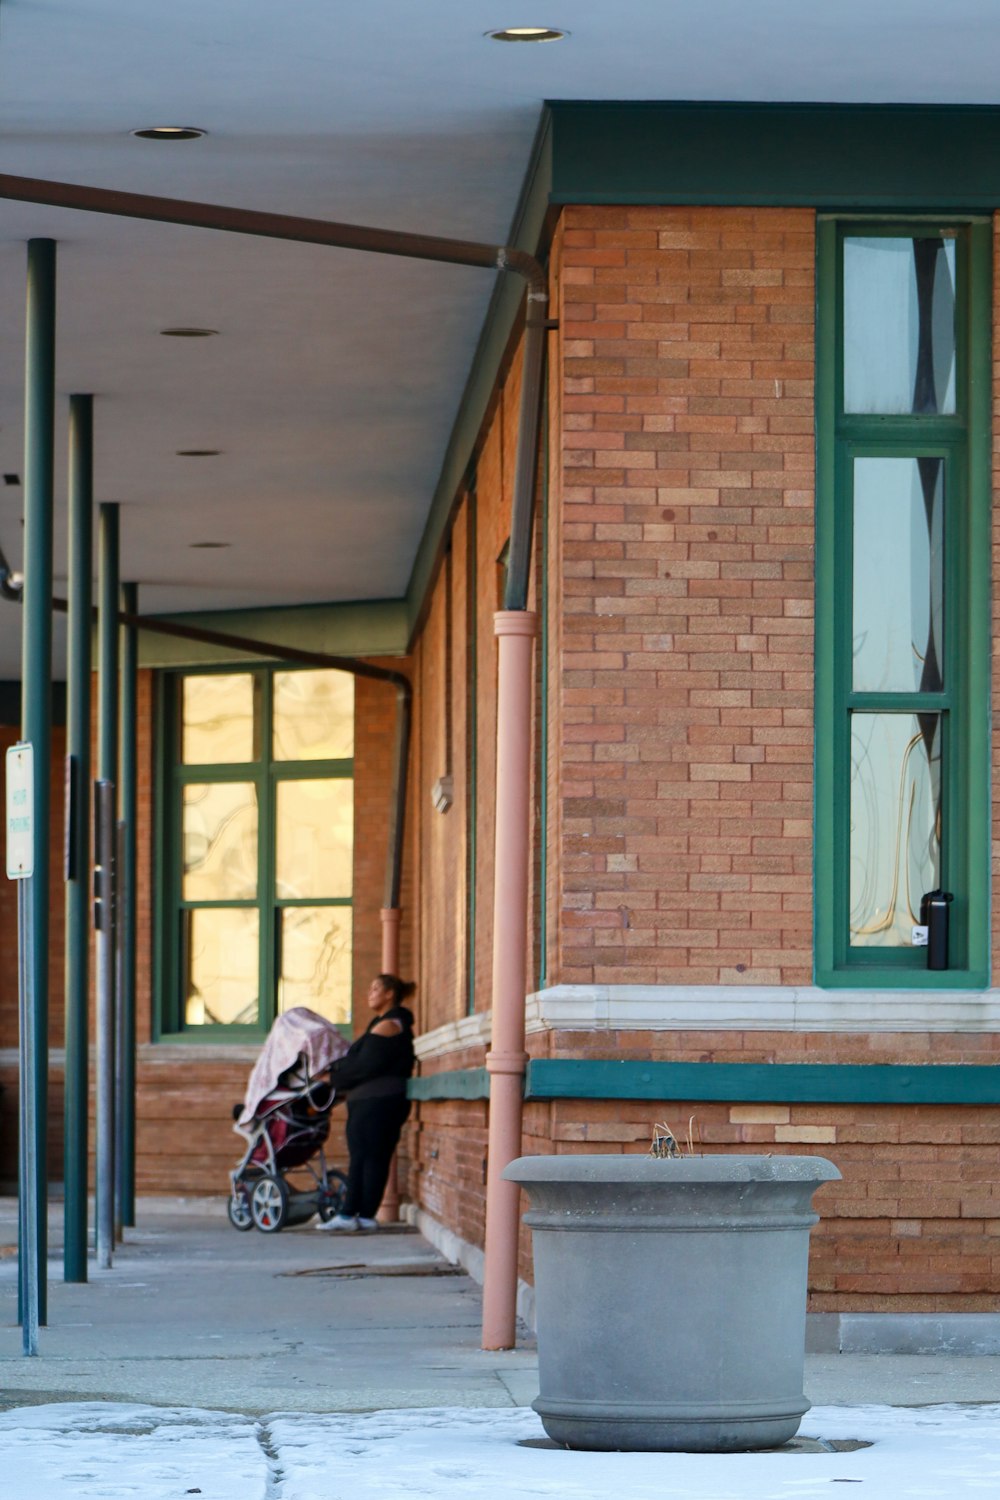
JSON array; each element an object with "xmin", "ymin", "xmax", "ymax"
[{"xmin": 327, "ymin": 1005, "xmax": 415, "ymax": 1101}]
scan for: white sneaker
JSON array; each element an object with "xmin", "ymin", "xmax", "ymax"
[
  {"xmin": 315, "ymin": 1214, "xmax": 359, "ymax": 1232},
  {"xmin": 356, "ymin": 1217, "xmax": 379, "ymax": 1231}
]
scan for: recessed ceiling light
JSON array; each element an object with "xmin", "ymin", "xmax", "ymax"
[
  {"xmin": 160, "ymin": 327, "xmax": 219, "ymax": 338},
  {"xmin": 175, "ymin": 449, "xmax": 221, "ymax": 457},
  {"xmin": 189, "ymin": 541, "xmax": 230, "ymax": 549},
  {"xmin": 132, "ymin": 126, "xmax": 206, "ymax": 141},
  {"xmin": 487, "ymin": 26, "xmax": 566, "ymax": 42}
]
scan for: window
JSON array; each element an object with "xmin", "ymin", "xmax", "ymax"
[
  {"xmin": 815, "ymin": 221, "xmax": 990, "ymax": 986},
  {"xmin": 156, "ymin": 666, "xmax": 355, "ymax": 1033}
]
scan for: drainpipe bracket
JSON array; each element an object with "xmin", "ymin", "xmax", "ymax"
[{"xmin": 485, "ymin": 1050, "xmax": 529, "ymax": 1078}]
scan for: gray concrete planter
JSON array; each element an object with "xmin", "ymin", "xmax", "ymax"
[{"xmin": 504, "ymin": 1153, "xmax": 840, "ymax": 1453}]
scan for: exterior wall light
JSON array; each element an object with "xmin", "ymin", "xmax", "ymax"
[
  {"xmin": 175, "ymin": 449, "xmax": 221, "ymax": 457},
  {"xmin": 160, "ymin": 327, "xmax": 219, "ymax": 337}
]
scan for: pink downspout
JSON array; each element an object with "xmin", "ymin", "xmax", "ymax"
[
  {"xmin": 481, "ymin": 609, "xmax": 538, "ymax": 1349},
  {"xmin": 377, "ymin": 905, "xmax": 403, "ymax": 1223},
  {"xmin": 379, "ymin": 907, "xmax": 401, "ymax": 973}
]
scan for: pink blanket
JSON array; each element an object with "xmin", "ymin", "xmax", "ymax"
[{"xmin": 236, "ymin": 1006, "xmax": 350, "ymax": 1132}]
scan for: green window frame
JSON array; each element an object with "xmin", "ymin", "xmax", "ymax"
[
  {"xmin": 814, "ymin": 218, "xmax": 991, "ymax": 988},
  {"xmin": 154, "ymin": 664, "xmax": 355, "ymax": 1038}
]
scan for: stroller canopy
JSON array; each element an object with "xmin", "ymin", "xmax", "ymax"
[{"xmin": 237, "ymin": 1006, "xmax": 350, "ymax": 1131}]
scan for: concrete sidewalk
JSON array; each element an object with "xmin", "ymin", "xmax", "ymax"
[{"xmin": 0, "ymin": 1195, "xmax": 998, "ymax": 1414}]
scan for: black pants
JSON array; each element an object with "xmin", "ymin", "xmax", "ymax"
[{"xmin": 343, "ymin": 1095, "xmax": 411, "ymax": 1219}]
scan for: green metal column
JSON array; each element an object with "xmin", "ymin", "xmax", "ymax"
[
  {"xmin": 63, "ymin": 394, "xmax": 93, "ymax": 1283},
  {"xmin": 117, "ymin": 581, "xmax": 138, "ymax": 1227},
  {"xmin": 95, "ymin": 502, "xmax": 119, "ymax": 1268},
  {"xmin": 19, "ymin": 238, "xmax": 56, "ymax": 1334}
]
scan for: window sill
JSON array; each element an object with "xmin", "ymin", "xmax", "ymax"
[{"xmin": 815, "ymin": 968, "xmax": 989, "ymax": 991}]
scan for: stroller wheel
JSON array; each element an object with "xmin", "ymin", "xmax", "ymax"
[
  {"xmin": 227, "ymin": 1187, "xmax": 254, "ymax": 1231},
  {"xmin": 317, "ymin": 1168, "xmax": 349, "ymax": 1222},
  {"xmin": 250, "ymin": 1174, "xmax": 290, "ymax": 1233}
]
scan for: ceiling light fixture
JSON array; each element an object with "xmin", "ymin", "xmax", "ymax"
[
  {"xmin": 487, "ymin": 26, "xmax": 566, "ymax": 42},
  {"xmin": 175, "ymin": 449, "xmax": 221, "ymax": 457},
  {"xmin": 132, "ymin": 126, "xmax": 206, "ymax": 141},
  {"xmin": 160, "ymin": 327, "xmax": 219, "ymax": 338}
]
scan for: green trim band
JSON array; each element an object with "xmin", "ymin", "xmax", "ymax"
[
  {"xmin": 410, "ymin": 1060, "xmax": 1000, "ymax": 1105},
  {"xmin": 409, "ymin": 1068, "xmax": 490, "ymax": 1101},
  {"xmin": 527, "ymin": 1059, "xmax": 1000, "ymax": 1105}
]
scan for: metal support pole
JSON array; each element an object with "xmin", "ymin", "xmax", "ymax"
[
  {"xmin": 19, "ymin": 237, "xmax": 56, "ymax": 1333},
  {"xmin": 481, "ymin": 610, "xmax": 537, "ymax": 1350},
  {"xmin": 95, "ymin": 502, "xmax": 119, "ymax": 1269},
  {"xmin": 17, "ymin": 880, "xmax": 38, "ymax": 1354},
  {"xmin": 117, "ymin": 582, "xmax": 138, "ymax": 1229},
  {"xmin": 63, "ymin": 393, "xmax": 93, "ymax": 1283},
  {"xmin": 94, "ymin": 780, "xmax": 115, "ymax": 1269}
]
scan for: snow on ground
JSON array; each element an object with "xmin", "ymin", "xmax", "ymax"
[{"xmin": 1, "ymin": 1401, "xmax": 999, "ymax": 1500}]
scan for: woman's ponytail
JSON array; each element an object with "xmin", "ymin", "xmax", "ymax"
[{"xmin": 378, "ymin": 974, "xmax": 416, "ymax": 1007}]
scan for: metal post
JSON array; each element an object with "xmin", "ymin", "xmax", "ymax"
[
  {"xmin": 20, "ymin": 237, "xmax": 56, "ymax": 1332},
  {"xmin": 95, "ymin": 502, "xmax": 119, "ymax": 1269},
  {"xmin": 117, "ymin": 582, "xmax": 138, "ymax": 1228},
  {"xmin": 17, "ymin": 879, "xmax": 38, "ymax": 1355},
  {"xmin": 63, "ymin": 393, "xmax": 93, "ymax": 1283},
  {"xmin": 114, "ymin": 817, "xmax": 125, "ymax": 1244},
  {"xmin": 94, "ymin": 780, "xmax": 115, "ymax": 1269}
]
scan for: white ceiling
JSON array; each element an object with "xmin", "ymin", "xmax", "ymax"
[{"xmin": 2, "ymin": 0, "xmax": 1000, "ymax": 677}]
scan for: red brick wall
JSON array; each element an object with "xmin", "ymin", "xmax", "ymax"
[
  {"xmin": 352, "ymin": 660, "xmax": 416, "ymax": 1018},
  {"xmin": 553, "ymin": 205, "xmax": 815, "ymax": 987},
  {"xmin": 411, "ymin": 205, "xmax": 1000, "ymax": 1317}
]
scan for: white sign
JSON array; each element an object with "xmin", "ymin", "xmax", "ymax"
[{"xmin": 5, "ymin": 742, "xmax": 34, "ymax": 879}]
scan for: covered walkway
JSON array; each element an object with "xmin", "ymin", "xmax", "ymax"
[
  {"xmin": 2, "ymin": 1197, "xmax": 999, "ymax": 1415},
  {"xmin": 0, "ymin": 1198, "xmax": 537, "ymax": 1412}
]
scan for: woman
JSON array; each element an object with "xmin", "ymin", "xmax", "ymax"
[{"xmin": 317, "ymin": 973, "xmax": 416, "ymax": 1232}]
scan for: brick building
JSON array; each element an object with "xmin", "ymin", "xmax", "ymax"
[{"xmin": 3, "ymin": 84, "xmax": 1000, "ymax": 1353}]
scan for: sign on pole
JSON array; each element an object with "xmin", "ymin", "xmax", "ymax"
[{"xmin": 5, "ymin": 743, "xmax": 34, "ymax": 879}]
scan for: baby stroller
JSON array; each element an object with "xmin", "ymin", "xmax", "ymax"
[{"xmin": 228, "ymin": 1005, "xmax": 350, "ymax": 1233}]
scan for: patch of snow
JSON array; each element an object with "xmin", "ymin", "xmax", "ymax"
[
  {"xmin": 1, "ymin": 1401, "xmax": 999, "ymax": 1500},
  {"xmin": 0, "ymin": 1403, "xmax": 267, "ymax": 1500}
]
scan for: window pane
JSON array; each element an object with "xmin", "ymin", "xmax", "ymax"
[
  {"xmin": 275, "ymin": 779, "xmax": 353, "ymax": 899},
  {"xmin": 844, "ymin": 237, "xmax": 956, "ymax": 414},
  {"xmin": 852, "ymin": 457, "xmax": 944, "ymax": 693},
  {"xmin": 850, "ymin": 713, "xmax": 942, "ymax": 948},
  {"xmin": 273, "ymin": 670, "xmax": 354, "ymax": 761},
  {"xmin": 183, "ymin": 908, "xmax": 259, "ymax": 1025},
  {"xmin": 279, "ymin": 906, "xmax": 352, "ymax": 1025},
  {"xmin": 182, "ymin": 783, "xmax": 258, "ymax": 900},
  {"xmin": 182, "ymin": 674, "xmax": 256, "ymax": 764}
]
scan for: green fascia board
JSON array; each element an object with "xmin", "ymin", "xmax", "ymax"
[
  {"xmin": 135, "ymin": 598, "xmax": 409, "ymax": 669},
  {"xmin": 403, "ymin": 110, "xmax": 554, "ymax": 642},
  {"xmin": 546, "ymin": 102, "xmax": 1000, "ymax": 209},
  {"xmin": 409, "ymin": 1068, "xmax": 490, "ymax": 1102},
  {"xmin": 525, "ymin": 1059, "xmax": 1000, "ymax": 1106}
]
